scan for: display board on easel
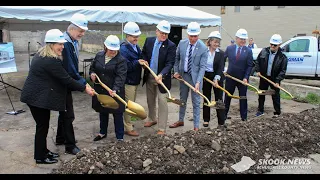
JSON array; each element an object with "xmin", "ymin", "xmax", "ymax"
[
  {"xmin": 0, "ymin": 42, "xmax": 25, "ymax": 115},
  {"xmin": 0, "ymin": 42, "xmax": 17, "ymax": 74}
]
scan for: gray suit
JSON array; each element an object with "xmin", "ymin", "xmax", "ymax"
[{"xmin": 173, "ymin": 39, "xmax": 208, "ymax": 128}]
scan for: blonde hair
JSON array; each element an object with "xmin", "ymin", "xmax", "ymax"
[
  {"xmin": 38, "ymin": 43, "xmax": 63, "ymax": 60},
  {"xmin": 206, "ymin": 37, "xmax": 221, "ymax": 46}
]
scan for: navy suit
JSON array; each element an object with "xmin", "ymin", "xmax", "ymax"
[
  {"xmin": 142, "ymin": 37, "xmax": 176, "ymax": 92},
  {"xmin": 224, "ymin": 44, "xmax": 253, "ymax": 120}
]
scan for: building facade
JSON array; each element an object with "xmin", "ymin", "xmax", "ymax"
[{"xmin": 189, "ymin": 6, "xmax": 320, "ymax": 50}]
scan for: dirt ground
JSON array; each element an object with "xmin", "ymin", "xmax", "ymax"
[{"xmin": 0, "ymin": 52, "xmax": 319, "ymax": 174}]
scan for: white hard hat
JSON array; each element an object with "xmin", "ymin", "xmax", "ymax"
[
  {"xmin": 208, "ymin": 31, "xmax": 221, "ymax": 39},
  {"xmin": 156, "ymin": 20, "xmax": 171, "ymax": 34},
  {"xmin": 270, "ymin": 34, "xmax": 282, "ymax": 45},
  {"xmin": 235, "ymin": 28, "xmax": 248, "ymax": 39},
  {"xmin": 187, "ymin": 22, "xmax": 201, "ymax": 36},
  {"xmin": 44, "ymin": 29, "xmax": 67, "ymax": 43},
  {"xmin": 123, "ymin": 22, "xmax": 141, "ymax": 36},
  {"xmin": 70, "ymin": 13, "xmax": 88, "ymax": 31},
  {"xmin": 104, "ymin": 35, "xmax": 120, "ymax": 50}
]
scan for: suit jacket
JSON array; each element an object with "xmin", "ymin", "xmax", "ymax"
[
  {"xmin": 174, "ymin": 39, "xmax": 208, "ymax": 85},
  {"xmin": 210, "ymin": 49, "xmax": 225, "ymax": 81},
  {"xmin": 142, "ymin": 37, "xmax": 176, "ymax": 93},
  {"xmin": 224, "ymin": 44, "xmax": 253, "ymax": 80}
]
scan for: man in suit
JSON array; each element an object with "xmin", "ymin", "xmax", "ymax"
[
  {"xmin": 170, "ymin": 21, "xmax": 208, "ymax": 131},
  {"xmin": 141, "ymin": 20, "xmax": 176, "ymax": 135},
  {"xmin": 224, "ymin": 28, "xmax": 253, "ymax": 121}
]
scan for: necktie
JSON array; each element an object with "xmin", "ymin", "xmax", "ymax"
[
  {"xmin": 236, "ymin": 47, "xmax": 241, "ymax": 61},
  {"xmin": 151, "ymin": 41, "xmax": 160, "ymax": 74},
  {"xmin": 187, "ymin": 44, "xmax": 193, "ymax": 75}
]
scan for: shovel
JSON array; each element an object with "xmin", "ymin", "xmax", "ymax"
[
  {"xmin": 94, "ymin": 74, "xmax": 147, "ymax": 120},
  {"xmin": 93, "ymin": 92, "xmax": 119, "ymax": 109},
  {"xmin": 203, "ymin": 77, "xmax": 247, "ymax": 99},
  {"xmin": 143, "ymin": 63, "xmax": 185, "ymax": 106},
  {"xmin": 258, "ymin": 74, "xmax": 294, "ymax": 99},
  {"xmin": 224, "ymin": 72, "xmax": 275, "ymax": 95},
  {"xmin": 175, "ymin": 76, "xmax": 225, "ymax": 109}
]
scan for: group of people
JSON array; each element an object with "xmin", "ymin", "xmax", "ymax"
[{"xmin": 20, "ymin": 12, "xmax": 288, "ymax": 165}]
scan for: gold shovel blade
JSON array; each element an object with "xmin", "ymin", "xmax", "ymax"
[
  {"xmin": 126, "ymin": 100, "xmax": 147, "ymax": 120},
  {"xmin": 97, "ymin": 94, "xmax": 119, "ymax": 109},
  {"xmin": 167, "ymin": 97, "xmax": 185, "ymax": 106}
]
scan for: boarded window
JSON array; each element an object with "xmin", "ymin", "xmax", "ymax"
[
  {"xmin": 235, "ymin": 6, "xmax": 240, "ymax": 13},
  {"xmin": 221, "ymin": 6, "xmax": 226, "ymax": 14},
  {"xmin": 254, "ymin": 6, "xmax": 261, "ymax": 10}
]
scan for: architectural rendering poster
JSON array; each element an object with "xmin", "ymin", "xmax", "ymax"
[{"xmin": 0, "ymin": 42, "xmax": 17, "ymax": 74}]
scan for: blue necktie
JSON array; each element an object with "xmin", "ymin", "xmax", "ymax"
[
  {"xmin": 187, "ymin": 44, "xmax": 193, "ymax": 75},
  {"xmin": 151, "ymin": 41, "xmax": 160, "ymax": 74}
]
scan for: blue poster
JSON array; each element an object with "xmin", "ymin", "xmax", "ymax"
[{"xmin": 0, "ymin": 42, "xmax": 17, "ymax": 74}]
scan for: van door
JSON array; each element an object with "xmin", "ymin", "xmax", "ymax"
[{"xmin": 282, "ymin": 38, "xmax": 316, "ymax": 77}]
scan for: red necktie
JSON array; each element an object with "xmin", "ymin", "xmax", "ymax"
[{"xmin": 236, "ymin": 47, "xmax": 241, "ymax": 61}]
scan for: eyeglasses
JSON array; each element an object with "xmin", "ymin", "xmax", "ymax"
[{"xmin": 270, "ymin": 43, "xmax": 278, "ymax": 47}]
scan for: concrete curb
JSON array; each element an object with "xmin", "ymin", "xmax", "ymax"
[{"xmin": 249, "ymin": 76, "xmax": 320, "ymax": 98}]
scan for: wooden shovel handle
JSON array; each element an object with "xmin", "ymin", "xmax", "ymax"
[
  {"xmin": 258, "ymin": 74, "xmax": 294, "ymax": 98},
  {"xmin": 175, "ymin": 76, "xmax": 211, "ymax": 105},
  {"xmin": 143, "ymin": 63, "xmax": 172, "ymax": 98},
  {"xmin": 203, "ymin": 77, "xmax": 232, "ymax": 97},
  {"xmin": 94, "ymin": 74, "xmax": 127, "ymax": 106},
  {"xmin": 224, "ymin": 72, "xmax": 260, "ymax": 93}
]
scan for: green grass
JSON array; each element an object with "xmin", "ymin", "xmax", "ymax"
[
  {"xmin": 114, "ymin": 33, "xmax": 147, "ymax": 49},
  {"xmin": 304, "ymin": 93, "xmax": 320, "ymax": 104},
  {"xmin": 130, "ymin": 117, "xmax": 138, "ymax": 121}
]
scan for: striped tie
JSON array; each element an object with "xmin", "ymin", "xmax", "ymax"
[{"xmin": 187, "ymin": 44, "xmax": 193, "ymax": 75}]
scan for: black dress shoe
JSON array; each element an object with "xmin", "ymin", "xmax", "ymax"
[
  {"xmin": 65, "ymin": 146, "xmax": 81, "ymax": 155},
  {"xmin": 47, "ymin": 151, "xmax": 59, "ymax": 158},
  {"xmin": 93, "ymin": 134, "xmax": 106, "ymax": 141},
  {"xmin": 35, "ymin": 158, "xmax": 58, "ymax": 164}
]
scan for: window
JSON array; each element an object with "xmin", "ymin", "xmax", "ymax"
[
  {"xmin": 235, "ymin": 6, "xmax": 240, "ymax": 12},
  {"xmin": 278, "ymin": 6, "xmax": 285, "ymax": 8},
  {"xmin": 254, "ymin": 6, "xmax": 261, "ymax": 10},
  {"xmin": 221, "ymin": 6, "xmax": 226, "ymax": 14},
  {"xmin": 286, "ymin": 39, "xmax": 310, "ymax": 52}
]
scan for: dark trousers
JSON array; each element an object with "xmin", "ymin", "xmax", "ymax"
[
  {"xmin": 258, "ymin": 76, "xmax": 281, "ymax": 115},
  {"xmin": 202, "ymin": 72, "xmax": 225, "ymax": 125},
  {"xmin": 28, "ymin": 104, "xmax": 51, "ymax": 160},
  {"xmin": 56, "ymin": 91, "xmax": 76, "ymax": 149},
  {"xmin": 99, "ymin": 112, "xmax": 124, "ymax": 140},
  {"xmin": 224, "ymin": 78, "xmax": 248, "ymax": 119}
]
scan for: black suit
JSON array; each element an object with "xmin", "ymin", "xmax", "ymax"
[{"xmin": 202, "ymin": 49, "xmax": 226, "ymax": 125}]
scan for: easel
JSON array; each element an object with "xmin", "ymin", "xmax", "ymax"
[{"xmin": 0, "ymin": 42, "xmax": 25, "ymax": 115}]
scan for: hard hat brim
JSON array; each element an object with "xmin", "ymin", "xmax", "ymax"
[
  {"xmin": 187, "ymin": 32, "xmax": 201, "ymax": 36},
  {"xmin": 126, "ymin": 31, "xmax": 141, "ymax": 36},
  {"xmin": 236, "ymin": 36, "xmax": 248, "ymax": 39},
  {"xmin": 270, "ymin": 40, "xmax": 281, "ymax": 45},
  {"xmin": 104, "ymin": 42, "xmax": 120, "ymax": 51},
  {"xmin": 72, "ymin": 22, "xmax": 88, "ymax": 31}
]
